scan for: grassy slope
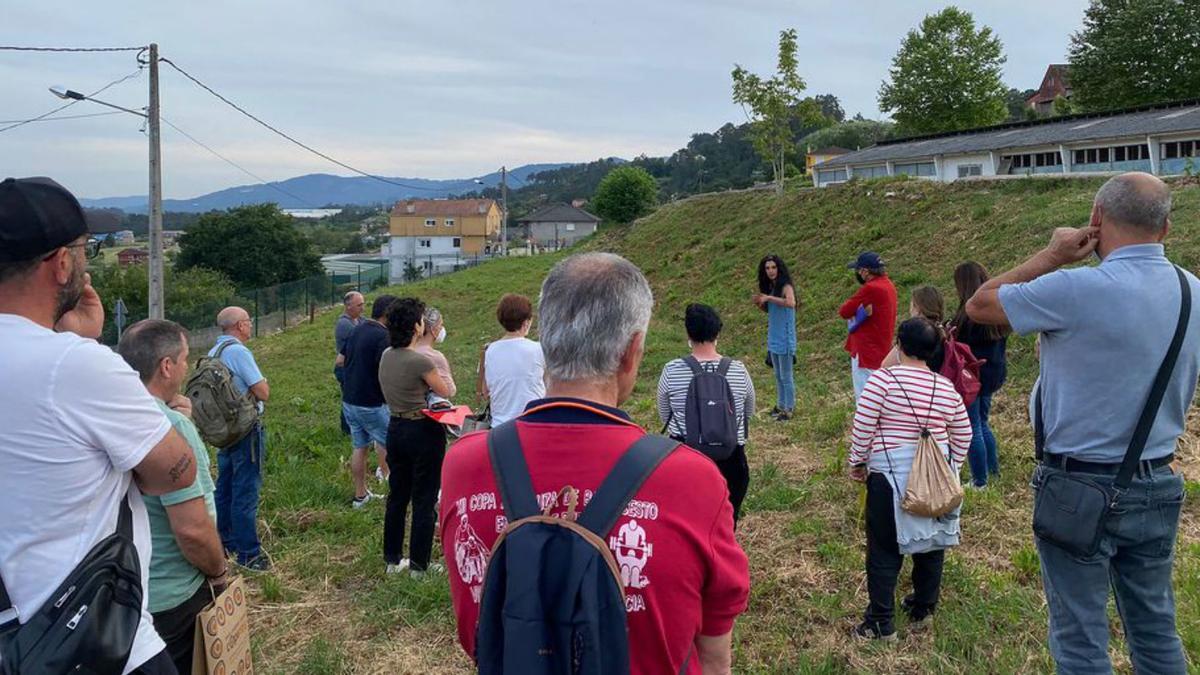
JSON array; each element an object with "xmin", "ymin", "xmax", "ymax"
[{"xmin": 246, "ymin": 176, "xmax": 1200, "ymax": 674}]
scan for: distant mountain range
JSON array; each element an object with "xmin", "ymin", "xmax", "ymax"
[{"xmin": 78, "ymin": 163, "xmax": 572, "ymax": 214}]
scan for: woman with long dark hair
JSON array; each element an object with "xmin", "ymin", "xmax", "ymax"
[
  {"xmin": 951, "ymin": 261, "xmax": 1009, "ymax": 488},
  {"xmin": 753, "ymin": 254, "xmax": 797, "ymax": 420},
  {"xmin": 379, "ymin": 297, "xmax": 453, "ymax": 575}
]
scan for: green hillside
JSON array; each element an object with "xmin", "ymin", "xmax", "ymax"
[{"xmin": 244, "ymin": 176, "xmax": 1200, "ymax": 673}]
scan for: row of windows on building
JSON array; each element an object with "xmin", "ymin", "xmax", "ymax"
[
  {"xmin": 819, "ymin": 137, "xmax": 1200, "ymax": 184},
  {"xmin": 425, "ymin": 218, "xmax": 455, "ymax": 227},
  {"xmin": 417, "ymin": 237, "xmax": 462, "ymax": 248}
]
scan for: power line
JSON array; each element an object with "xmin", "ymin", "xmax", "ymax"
[
  {"xmin": 160, "ymin": 116, "xmax": 315, "ymax": 207},
  {"xmin": 159, "ymin": 57, "xmax": 444, "ymax": 192},
  {"xmin": 0, "ymin": 45, "xmax": 147, "ymax": 53},
  {"xmin": 0, "ymin": 67, "xmax": 144, "ymax": 134},
  {"xmin": 0, "ymin": 110, "xmax": 123, "ymax": 124}
]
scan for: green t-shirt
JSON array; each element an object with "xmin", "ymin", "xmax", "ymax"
[{"xmin": 143, "ymin": 401, "xmax": 218, "ymax": 613}]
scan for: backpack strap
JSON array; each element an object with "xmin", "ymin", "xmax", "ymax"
[
  {"xmin": 682, "ymin": 356, "xmax": 703, "ymax": 376},
  {"xmin": 487, "ymin": 421, "xmax": 541, "ymax": 522},
  {"xmin": 578, "ymin": 435, "xmax": 679, "ymax": 538},
  {"xmin": 716, "ymin": 357, "xmax": 732, "ymax": 378}
]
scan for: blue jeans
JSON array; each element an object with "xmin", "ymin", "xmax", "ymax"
[
  {"xmin": 851, "ymin": 356, "xmax": 873, "ymax": 401},
  {"xmin": 215, "ymin": 424, "xmax": 265, "ymax": 564},
  {"xmin": 770, "ymin": 351, "xmax": 795, "ymax": 411},
  {"xmin": 966, "ymin": 394, "xmax": 1000, "ymax": 486},
  {"xmin": 342, "ymin": 402, "xmax": 389, "ymax": 449},
  {"xmin": 1034, "ymin": 463, "xmax": 1186, "ymax": 674}
]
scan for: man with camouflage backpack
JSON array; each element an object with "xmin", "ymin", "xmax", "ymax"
[{"xmin": 205, "ymin": 307, "xmax": 270, "ymax": 571}]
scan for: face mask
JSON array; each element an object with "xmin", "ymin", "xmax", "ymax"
[
  {"xmin": 436, "ymin": 326, "xmax": 447, "ymax": 343},
  {"xmin": 855, "ymin": 271, "xmax": 866, "ymax": 285}
]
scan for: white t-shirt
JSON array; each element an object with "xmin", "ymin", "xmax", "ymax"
[
  {"xmin": 484, "ymin": 337, "xmax": 546, "ymax": 426},
  {"xmin": 0, "ymin": 314, "xmax": 171, "ymax": 673}
]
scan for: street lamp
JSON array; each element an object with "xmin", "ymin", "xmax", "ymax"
[{"xmin": 48, "ymin": 43, "xmax": 164, "ymax": 319}]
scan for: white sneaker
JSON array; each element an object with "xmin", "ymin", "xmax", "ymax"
[
  {"xmin": 409, "ymin": 562, "xmax": 445, "ymax": 578},
  {"xmin": 375, "ymin": 467, "xmax": 386, "ymax": 482},
  {"xmin": 385, "ymin": 559, "xmax": 411, "ymax": 574},
  {"xmin": 351, "ymin": 494, "xmax": 371, "ymax": 509}
]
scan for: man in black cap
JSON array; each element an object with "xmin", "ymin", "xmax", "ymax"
[
  {"xmin": 0, "ymin": 177, "xmax": 199, "ymax": 674},
  {"xmin": 838, "ymin": 251, "xmax": 897, "ymax": 399}
]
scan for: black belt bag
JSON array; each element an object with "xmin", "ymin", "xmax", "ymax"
[{"xmin": 1032, "ymin": 266, "xmax": 1190, "ymax": 558}]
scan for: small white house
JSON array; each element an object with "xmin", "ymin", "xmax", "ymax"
[
  {"xmin": 813, "ymin": 100, "xmax": 1200, "ymax": 188},
  {"xmin": 517, "ymin": 203, "xmax": 601, "ymax": 250}
]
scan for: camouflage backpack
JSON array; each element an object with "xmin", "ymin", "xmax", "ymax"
[{"xmin": 185, "ymin": 342, "xmax": 258, "ymax": 448}]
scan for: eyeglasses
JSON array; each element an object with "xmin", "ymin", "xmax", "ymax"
[{"xmin": 65, "ymin": 239, "xmax": 103, "ymax": 259}]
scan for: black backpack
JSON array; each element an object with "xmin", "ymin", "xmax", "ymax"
[
  {"xmin": 677, "ymin": 357, "xmax": 741, "ymax": 461},
  {"xmin": 475, "ymin": 421, "xmax": 678, "ymax": 675},
  {"xmin": 0, "ymin": 496, "xmax": 144, "ymax": 675}
]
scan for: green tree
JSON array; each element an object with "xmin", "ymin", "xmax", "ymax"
[
  {"xmin": 1069, "ymin": 0, "xmax": 1200, "ymax": 111},
  {"xmin": 732, "ymin": 29, "xmax": 821, "ymax": 194},
  {"xmin": 176, "ymin": 204, "xmax": 321, "ymax": 288},
  {"xmin": 91, "ymin": 264, "xmax": 240, "ymax": 344},
  {"xmin": 1005, "ymin": 87, "xmax": 1039, "ymax": 122},
  {"xmin": 800, "ymin": 119, "xmax": 895, "ymax": 153},
  {"xmin": 878, "ymin": 7, "xmax": 1008, "ymax": 135},
  {"xmin": 592, "ymin": 166, "xmax": 659, "ymax": 224}
]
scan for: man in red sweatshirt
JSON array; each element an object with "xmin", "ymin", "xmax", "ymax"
[
  {"xmin": 440, "ymin": 252, "xmax": 750, "ymax": 675},
  {"xmin": 838, "ymin": 252, "xmax": 897, "ymax": 399}
]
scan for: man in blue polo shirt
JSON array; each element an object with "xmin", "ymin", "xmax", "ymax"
[
  {"xmin": 210, "ymin": 306, "xmax": 271, "ymax": 571},
  {"xmin": 967, "ymin": 172, "xmax": 1196, "ymax": 674}
]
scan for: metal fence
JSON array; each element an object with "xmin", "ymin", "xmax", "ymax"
[{"xmin": 103, "ymin": 262, "xmax": 390, "ymax": 353}]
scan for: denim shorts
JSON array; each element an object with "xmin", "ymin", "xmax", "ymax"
[{"xmin": 342, "ymin": 402, "xmax": 389, "ymax": 448}]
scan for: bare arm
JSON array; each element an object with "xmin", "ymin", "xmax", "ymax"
[
  {"xmin": 763, "ymin": 284, "xmax": 797, "ymax": 309},
  {"xmin": 695, "ymin": 632, "xmax": 733, "ymax": 675},
  {"xmin": 424, "ymin": 367, "xmax": 452, "ymax": 398},
  {"xmin": 249, "ymin": 379, "xmax": 270, "ymax": 402},
  {"xmin": 133, "ymin": 429, "xmax": 197, "ymax": 496},
  {"xmin": 164, "ymin": 497, "xmax": 226, "ymax": 578},
  {"xmin": 966, "ymin": 226, "xmax": 1098, "ymax": 326}
]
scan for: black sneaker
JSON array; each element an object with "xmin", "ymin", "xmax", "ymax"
[
  {"xmin": 775, "ymin": 410, "xmax": 792, "ymax": 422},
  {"xmin": 901, "ymin": 595, "xmax": 934, "ymax": 631},
  {"xmin": 238, "ymin": 555, "xmax": 272, "ymax": 572},
  {"xmin": 851, "ymin": 621, "xmax": 897, "ymax": 642}
]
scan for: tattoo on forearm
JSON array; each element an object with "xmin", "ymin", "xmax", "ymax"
[{"xmin": 168, "ymin": 455, "xmax": 193, "ymax": 484}]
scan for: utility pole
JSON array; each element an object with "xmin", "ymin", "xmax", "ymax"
[
  {"xmin": 500, "ymin": 165, "xmax": 508, "ymax": 256},
  {"xmin": 147, "ymin": 43, "xmax": 164, "ymax": 319}
]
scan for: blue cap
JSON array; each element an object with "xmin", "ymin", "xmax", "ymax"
[{"xmin": 848, "ymin": 251, "xmax": 885, "ymax": 270}]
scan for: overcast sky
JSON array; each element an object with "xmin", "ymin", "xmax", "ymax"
[{"xmin": 1, "ymin": 0, "xmax": 1089, "ymax": 199}]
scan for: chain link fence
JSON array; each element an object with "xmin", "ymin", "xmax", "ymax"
[{"xmin": 103, "ymin": 261, "xmax": 390, "ymax": 353}]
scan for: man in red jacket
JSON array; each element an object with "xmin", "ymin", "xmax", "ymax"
[
  {"xmin": 440, "ymin": 252, "xmax": 750, "ymax": 675},
  {"xmin": 838, "ymin": 252, "xmax": 898, "ymax": 399}
]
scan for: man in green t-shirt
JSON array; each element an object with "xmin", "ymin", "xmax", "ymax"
[{"xmin": 119, "ymin": 319, "xmax": 229, "ymax": 674}]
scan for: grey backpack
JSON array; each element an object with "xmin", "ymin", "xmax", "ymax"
[{"xmin": 185, "ymin": 342, "xmax": 258, "ymax": 448}]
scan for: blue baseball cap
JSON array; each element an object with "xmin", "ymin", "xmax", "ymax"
[{"xmin": 847, "ymin": 251, "xmax": 885, "ymax": 270}]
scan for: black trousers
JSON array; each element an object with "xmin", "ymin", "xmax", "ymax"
[
  {"xmin": 715, "ymin": 445, "xmax": 750, "ymax": 524},
  {"xmin": 384, "ymin": 416, "xmax": 446, "ymax": 569},
  {"xmin": 864, "ymin": 472, "xmax": 944, "ymax": 632},
  {"xmin": 150, "ymin": 583, "xmax": 212, "ymax": 675}
]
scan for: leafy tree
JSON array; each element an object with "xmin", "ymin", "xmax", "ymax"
[
  {"xmin": 1051, "ymin": 95, "xmax": 1078, "ymax": 117},
  {"xmin": 591, "ymin": 166, "xmax": 658, "ymax": 224},
  {"xmin": 403, "ymin": 261, "xmax": 423, "ymax": 282},
  {"xmin": 176, "ymin": 204, "xmax": 321, "ymax": 288},
  {"xmin": 878, "ymin": 7, "xmax": 1008, "ymax": 135},
  {"xmin": 800, "ymin": 119, "xmax": 895, "ymax": 152},
  {"xmin": 813, "ymin": 94, "xmax": 845, "ymax": 122},
  {"xmin": 1068, "ymin": 0, "xmax": 1200, "ymax": 111},
  {"xmin": 732, "ymin": 29, "xmax": 822, "ymax": 194},
  {"xmin": 1005, "ymin": 87, "xmax": 1039, "ymax": 122},
  {"xmin": 91, "ymin": 264, "xmax": 240, "ymax": 344}
]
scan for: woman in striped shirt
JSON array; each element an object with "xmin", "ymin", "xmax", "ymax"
[
  {"xmin": 657, "ymin": 304, "xmax": 756, "ymax": 522},
  {"xmin": 848, "ymin": 317, "xmax": 972, "ymax": 641}
]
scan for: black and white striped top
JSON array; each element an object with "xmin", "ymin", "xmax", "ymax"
[{"xmin": 656, "ymin": 357, "xmax": 756, "ymax": 445}]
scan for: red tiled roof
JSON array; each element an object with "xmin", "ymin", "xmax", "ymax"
[{"xmin": 390, "ymin": 199, "xmax": 496, "ymax": 217}]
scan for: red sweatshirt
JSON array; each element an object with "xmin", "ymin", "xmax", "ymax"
[
  {"xmin": 838, "ymin": 274, "xmax": 898, "ymax": 370},
  {"xmin": 439, "ymin": 399, "xmax": 750, "ymax": 675}
]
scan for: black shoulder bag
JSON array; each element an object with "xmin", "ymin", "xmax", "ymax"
[
  {"xmin": 0, "ymin": 496, "xmax": 144, "ymax": 674},
  {"xmin": 1032, "ymin": 266, "xmax": 1191, "ymax": 558}
]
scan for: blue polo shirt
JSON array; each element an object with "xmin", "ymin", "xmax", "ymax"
[
  {"xmin": 209, "ymin": 335, "xmax": 265, "ymax": 413},
  {"xmin": 999, "ymin": 243, "xmax": 1200, "ymax": 462}
]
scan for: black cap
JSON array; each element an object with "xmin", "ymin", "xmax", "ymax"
[
  {"xmin": 847, "ymin": 251, "xmax": 885, "ymax": 270},
  {"xmin": 0, "ymin": 177, "xmax": 89, "ymax": 263}
]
